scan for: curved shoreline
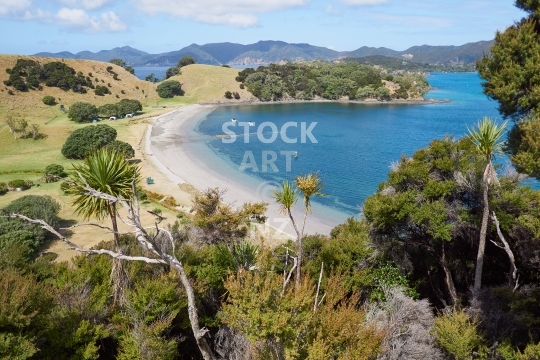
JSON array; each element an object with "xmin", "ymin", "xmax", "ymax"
[
  {"xmin": 199, "ymin": 97, "xmax": 449, "ymax": 107},
  {"xmin": 146, "ymin": 104, "xmax": 351, "ymax": 237}
]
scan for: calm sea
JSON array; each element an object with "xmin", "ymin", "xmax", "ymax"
[
  {"xmin": 194, "ymin": 73, "xmax": 526, "ymax": 216},
  {"xmin": 133, "ymin": 66, "xmax": 170, "ymax": 81}
]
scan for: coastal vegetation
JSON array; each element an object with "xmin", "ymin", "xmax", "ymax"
[
  {"xmin": 4, "ymin": 3, "xmax": 540, "ymax": 356},
  {"xmin": 157, "ymin": 80, "xmax": 183, "ymax": 98},
  {"xmin": 345, "ymin": 55, "xmax": 477, "ymax": 73},
  {"xmin": 236, "ymin": 62, "xmax": 429, "ymax": 101}
]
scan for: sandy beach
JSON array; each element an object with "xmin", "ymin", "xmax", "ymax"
[{"xmin": 146, "ymin": 104, "xmax": 350, "ymax": 238}]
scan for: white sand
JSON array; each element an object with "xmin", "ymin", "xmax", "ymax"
[{"xmin": 146, "ymin": 104, "xmax": 350, "ymax": 238}]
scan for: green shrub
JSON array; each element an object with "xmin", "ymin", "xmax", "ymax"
[
  {"xmin": 105, "ymin": 140, "xmax": 135, "ymax": 159},
  {"xmin": 7, "ymin": 179, "xmax": 27, "ymax": 190},
  {"xmin": 94, "ymin": 85, "xmax": 110, "ymax": 96},
  {"xmin": 68, "ymin": 102, "xmax": 99, "ymax": 123},
  {"xmin": 0, "ymin": 182, "xmax": 7, "ymax": 195},
  {"xmin": 42, "ymin": 95, "xmax": 56, "ymax": 106},
  {"xmin": 45, "ymin": 164, "xmax": 67, "ymax": 178},
  {"xmin": 233, "ymin": 92, "xmax": 240, "ymax": 99},
  {"xmin": 0, "ymin": 195, "xmax": 61, "ymax": 254},
  {"xmin": 224, "ymin": 91, "xmax": 232, "ymax": 99},
  {"xmin": 239, "ymin": 83, "xmax": 245, "ymax": 89},
  {"xmin": 156, "ymin": 80, "xmax": 182, "ymax": 98},
  {"xmin": 433, "ymin": 310, "xmax": 487, "ymax": 360},
  {"xmin": 61, "ymin": 123, "xmax": 117, "ymax": 159}
]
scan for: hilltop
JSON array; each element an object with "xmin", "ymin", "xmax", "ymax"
[{"xmin": 34, "ymin": 39, "xmax": 493, "ymax": 67}]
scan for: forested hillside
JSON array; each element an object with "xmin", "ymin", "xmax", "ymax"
[{"xmin": 236, "ymin": 61, "xmax": 430, "ymax": 101}]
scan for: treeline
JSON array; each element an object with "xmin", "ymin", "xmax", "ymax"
[
  {"xmin": 235, "ymin": 61, "xmax": 430, "ymax": 101},
  {"xmin": 345, "ymin": 55, "xmax": 477, "ymax": 73}
]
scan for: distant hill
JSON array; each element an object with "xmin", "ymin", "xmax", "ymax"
[
  {"xmin": 34, "ymin": 40, "xmax": 494, "ymax": 67},
  {"xmin": 345, "ymin": 55, "xmax": 477, "ymax": 72}
]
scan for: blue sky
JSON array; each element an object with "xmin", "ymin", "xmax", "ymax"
[{"xmin": 0, "ymin": 0, "xmax": 526, "ymax": 55}]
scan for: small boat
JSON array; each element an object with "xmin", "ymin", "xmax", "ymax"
[{"xmin": 231, "ymin": 118, "xmax": 237, "ymax": 122}]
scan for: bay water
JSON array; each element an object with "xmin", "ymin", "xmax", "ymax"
[{"xmin": 194, "ymin": 73, "xmax": 523, "ymax": 216}]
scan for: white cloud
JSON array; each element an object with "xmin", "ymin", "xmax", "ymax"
[
  {"xmin": 0, "ymin": 0, "xmax": 31, "ymax": 15},
  {"xmin": 59, "ymin": 0, "xmax": 110, "ymax": 10},
  {"xmin": 134, "ymin": 0, "xmax": 310, "ymax": 27},
  {"xmin": 82, "ymin": 0, "xmax": 109, "ymax": 10},
  {"xmin": 341, "ymin": 0, "xmax": 387, "ymax": 5},
  {"xmin": 55, "ymin": 7, "xmax": 126, "ymax": 33}
]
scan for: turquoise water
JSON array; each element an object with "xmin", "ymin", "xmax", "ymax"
[{"xmin": 195, "ymin": 73, "xmax": 513, "ymax": 216}]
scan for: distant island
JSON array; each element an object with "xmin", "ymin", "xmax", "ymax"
[{"xmin": 33, "ymin": 39, "xmax": 492, "ymax": 69}]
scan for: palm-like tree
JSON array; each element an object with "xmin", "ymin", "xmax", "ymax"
[
  {"xmin": 69, "ymin": 147, "xmax": 140, "ymax": 304},
  {"xmin": 273, "ymin": 180, "xmax": 301, "ymax": 240},
  {"xmin": 295, "ymin": 172, "xmax": 326, "ymax": 286},
  {"xmin": 468, "ymin": 117, "xmax": 507, "ymax": 296}
]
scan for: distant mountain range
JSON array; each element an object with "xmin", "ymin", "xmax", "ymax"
[{"xmin": 34, "ymin": 40, "xmax": 494, "ymax": 67}]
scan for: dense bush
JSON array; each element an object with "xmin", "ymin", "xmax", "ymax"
[
  {"xmin": 0, "ymin": 195, "xmax": 60, "ymax": 253},
  {"xmin": 3, "ymin": 60, "xmax": 92, "ymax": 93},
  {"xmin": 94, "ymin": 85, "xmax": 111, "ymax": 96},
  {"xmin": 165, "ymin": 66, "xmax": 180, "ymax": 79},
  {"xmin": 105, "ymin": 140, "xmax": 135, "ymax": 159},
  {"xmin": 178, "ymin": 55, "xmax": 196, "ymax": 68},
  {"xmin": 7, "ymin": 179, "xmax": 28, "ymax": 190},
  {"xmin": 68, "ymin": 102, "xmax": 99, "ymax": 123},
  {"xmin": 44, "ymin": 164, "xmax": 67, "ymax": 179},
  {"xmin": 42, "ymin": 95, "xmax": 56, "ymax": 106},
  {"xmin": 117, "ymin": 99, "xmax": 142, "ymax": 114},
  {"xmin": 98, "ymin": 99, "xmax": 142, "ymax": 118},
  {"xmin": 61, "ymin": 123, "xmax": 117, "ymax": 159},
  {"xmin": 224, "ymin": 91, "xmax": 232, "ymax": 99},
  {"xmin": 0, "ymin": 182, "xmax": 7, "ymax": 195},
  {"xmin": 156, "ymin": 80, "xmax": 183, "ymax": 98},
  {"xmin": 237, "ymin": 62, "xmax": 429, "ymax": 102}
]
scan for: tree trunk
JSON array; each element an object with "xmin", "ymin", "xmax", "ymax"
[
  {"xmin": 440, "ymin": 242, "xmax": 458, "ymax": 306},
  {"xmin": 168, "ymin": 256, "xmax": 217, "ymax": 360},
  {"xmin": 108, "ymin": 204, "xmax": 128, "ymax": 306},
  {"xmin": 287, "ymin": 208, "xmax": 302, "ymax": 288},
  {"xmin": 474, "ymin": 176, "xmax": 490, "ymax": 296}
]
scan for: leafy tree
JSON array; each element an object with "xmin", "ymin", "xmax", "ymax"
[
  {"xmin": 99, "ymin": 103, "xmax": 119, "ymax": 117},
  {"xmin": 105, "ymin": 140, "xmax": 135, "ymax": 159},
  {"xmin": 224, "ymin": 91, "xmax": 232, "ymax": 99},
  {"xmin": 178, "ymin": 55, "xmax": 196, "ymax": 68},
  {"xmin": 156, "ymin": 80, "xmax": 182, "ymax": 98},
  {"xmin": 165, "ymin": 66, "xmax": 180, "ymax": 79},
  {"xmin": 109, "ymin": 58, "xmax": 126, "ymax": 68},
  {"xmin": 67, "ymin": 148, "xmax": 140, "ymax": 304},
  {"xmin": 42, "ymin": 95, "xmax": 56, "ymax": 106},
  {"xmin": 68, "ymin": 102, "xmax": 99, "ymax": 123},
  {"xmin": 61, "ymin": 123, "xmax": 117, "ymax": 159},
  {"xmin": 145, "ymin": 73, "xmax": 157, "ymax": 82},
  {"xmin": 117, "ymin": 99, "xmax": 142, "ymax": 115},
  {"xmin": 468, "ymin": 117, "xmax": 507, "ymax": 295}
]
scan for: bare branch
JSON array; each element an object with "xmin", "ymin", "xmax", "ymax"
[
  {"xmin": 314, "ymin": 262, "xmax": 324, "ymax": 312},
  {"xmin": 282, "ymin": 256, "xmax": 297, "ymax": 295},
  {"xmin": 490, "ymin": 211, "xmax": 519, "ymax": 291}
]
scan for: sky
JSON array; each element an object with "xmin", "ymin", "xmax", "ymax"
[{"xmin": 0, "ymin": 0, "xmax": 527, "ymax": 55}]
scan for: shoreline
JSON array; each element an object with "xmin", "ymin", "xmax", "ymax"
[
  {"xmin": 146, "ymin": 104, "xmax": 351, "ymax": 238},
  {"xmin": 199, "ymin": 97, "xmax": 449, "ymax": 107}
]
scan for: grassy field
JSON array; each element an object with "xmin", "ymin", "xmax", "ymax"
[{"xmin": 0, "ymin": 56, "xmax": 255, "ymax": 259}]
